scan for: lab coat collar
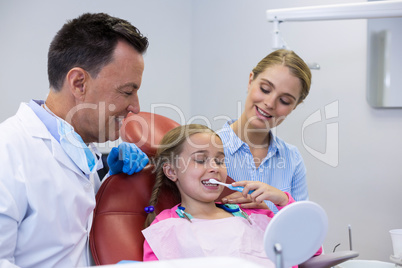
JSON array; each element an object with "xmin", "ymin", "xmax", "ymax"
[
  {"xmin": 29, "ymin": 100, "xmax": 104, "ymax": 173},
  {"xmin": 16, "ymin": 102, "xmax": 92, "ymax": 179},
  {"xmin": 17, "ymin": 102, "xmax": 53, "ymax": 140},
  {"xmin": 28, "ymin": 99, "xmax": 60, "ymax": 141}
]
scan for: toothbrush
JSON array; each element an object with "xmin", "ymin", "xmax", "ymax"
[{"xmin": 208, "ymin": 179, "xmax": 254, "ymax": 194}]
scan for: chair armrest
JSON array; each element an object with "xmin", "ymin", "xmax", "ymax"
[{"xmin": 299, "ymin": 251, "xmax": 359, "ymax": 268}]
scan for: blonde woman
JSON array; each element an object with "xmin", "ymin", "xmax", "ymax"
[{"xmin": 218, "ymin": 49, "xmax": 312, "ymax": 213}]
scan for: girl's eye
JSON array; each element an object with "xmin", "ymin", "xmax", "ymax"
[
  {"xmin": 215, "ymin": 158, "xmax": 225, "ymax": 165},
  {"xmin": 194, "ymin": 159, "xmax": 206, "ymax": 164}
]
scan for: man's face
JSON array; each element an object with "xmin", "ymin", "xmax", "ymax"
[{"xmin": 73, "ymin": 40, "xmax": 145, "ymax": 143}]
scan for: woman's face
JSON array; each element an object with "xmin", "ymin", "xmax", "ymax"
[{"xmin": 243, "ymin": 64, "xmax": 302, "ymax": 130}]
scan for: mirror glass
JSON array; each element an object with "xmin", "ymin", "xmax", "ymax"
[{"xmin": 367, "ymin": 17, "xmax": 402, "ymax": 108}]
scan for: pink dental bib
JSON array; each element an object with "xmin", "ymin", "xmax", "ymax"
[{"xmin": 142, "ymin": 213, "xmax": 274, "ymax": 267}]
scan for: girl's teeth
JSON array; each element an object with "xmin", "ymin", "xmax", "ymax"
[{"xmin": 202, "ymin": 181, "xmax": 218, "ymax": 186}]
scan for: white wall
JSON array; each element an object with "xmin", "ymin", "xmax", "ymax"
[
  {"xmin": 0, "ymin": 0, "xmax": 192, "ymax": 124},
  {"xmin": 1, "ymin": 0, "xmax": 401, "ymax": 262},
  {"xmin": 192, "ymin": 0, "xmax": 402, "ymax": 262}
]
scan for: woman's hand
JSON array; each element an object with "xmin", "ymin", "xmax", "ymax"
[
  {"xmin": 221, "ymin": 191, "xmax": 270, "ymax": 209},
  {"xmin": 222, "ymin": 181, "xmax": 289, "ymax": 208}
]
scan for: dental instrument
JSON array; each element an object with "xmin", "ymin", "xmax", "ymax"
[{"xmin": 208, "ymin": 179, "xmax": 255, "ymax": 194}]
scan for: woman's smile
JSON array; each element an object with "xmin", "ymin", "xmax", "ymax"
[{"xmin": 255, "ymin": 106, "xmax": 273, "ymax": 119}]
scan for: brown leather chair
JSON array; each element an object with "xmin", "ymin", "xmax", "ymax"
[{"xmin": 90, "ymin": 112, "xmax": 358, "ymax": 267}]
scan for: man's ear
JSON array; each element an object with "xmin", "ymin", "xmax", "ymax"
[
  {"xmin": 163, "ymin": 163, "xmax": 178, "ymax": 182},
  {"xmin": 66, "ymin": 67, "xmax": 88, "ymax": 99}
]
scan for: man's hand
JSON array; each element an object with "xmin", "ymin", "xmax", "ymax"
[{"xmin": 107, "ymin": 142, "xmax": 149, "ymax": 175}]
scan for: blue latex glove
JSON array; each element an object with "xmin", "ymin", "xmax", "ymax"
[{"xmin": 107, "ymin": 142, "xmax": 149, "ymax": 175}]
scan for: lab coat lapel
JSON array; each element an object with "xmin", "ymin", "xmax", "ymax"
[
  {"xmin": 17, "ymin": 103, "xmax": 87, "ymax": 179},
  {"xmin": 17, "ymin": 102, "xmax": 53, "ymax": 140}
]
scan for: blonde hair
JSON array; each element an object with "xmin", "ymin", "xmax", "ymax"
[
  {"xmin": 144, "ymin": 124, "xmax": 220, "ymax": 227},
  {"xmin": 252, "ymin": 49, "xmax": 311, "ymax": 104}
]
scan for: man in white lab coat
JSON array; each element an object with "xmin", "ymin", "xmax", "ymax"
[{"xmin": 0, "ymin": 13, "xmax": 149, "ymax": 267}]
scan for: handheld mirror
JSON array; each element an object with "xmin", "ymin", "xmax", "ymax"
[{"xmin": 263, "ymin": 201, "xmax": 328, "ymax": 268}]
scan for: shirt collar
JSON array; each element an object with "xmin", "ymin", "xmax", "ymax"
[
  {"xmin": 221, "ymin": 119, "xmax": 280, "ymax": 157},
  {"xmin": 219, "ymin": 119, "xmax": 243, "ymax": 155},
  {"xmin": 267, "ymin": 132, "xmax": 279, "ymax": 158}
]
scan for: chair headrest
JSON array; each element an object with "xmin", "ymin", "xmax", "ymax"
[{"xmin": 120, "ymin": 112, "xmax": 180, "ymax": 157}]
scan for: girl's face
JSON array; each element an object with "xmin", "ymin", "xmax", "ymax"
[
  {"xmin": 243, "ymin": 64, "xmax": 302, "ymax": 130},
  {"xmin": 164, "ymin": 132, "xmax": 227, "ymax": 206}
]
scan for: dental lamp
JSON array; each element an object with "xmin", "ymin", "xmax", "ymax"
[{"xmin": 266, "ymin": 0, "xmax": 402, "ymax": 69}]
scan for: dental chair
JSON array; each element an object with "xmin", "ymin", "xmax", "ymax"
[{"xmin": 90, "ymin": 112, "xmax": 358, "ymax": 267}]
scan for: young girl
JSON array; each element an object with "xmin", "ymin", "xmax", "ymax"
[{"xmin": 142, "ymin": 124, "xmax": 304, "ymax": 266}]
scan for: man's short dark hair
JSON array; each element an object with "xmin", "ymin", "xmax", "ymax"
[{"xmin": 48, "ymin": 13, "xmax": 149, "ymax": 91}]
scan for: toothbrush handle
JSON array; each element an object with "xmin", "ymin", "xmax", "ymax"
[{"xmin": 229, "ymin": 185, "xmax": 255, "ymax": 194}]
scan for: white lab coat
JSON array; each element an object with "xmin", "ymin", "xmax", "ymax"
[{"xmin": 0, "ymin": 103, "xmax": 101, "ymax": 268}]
